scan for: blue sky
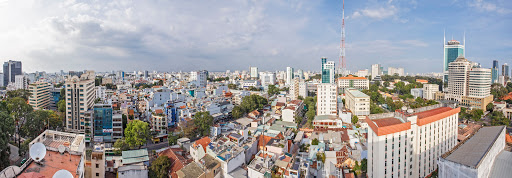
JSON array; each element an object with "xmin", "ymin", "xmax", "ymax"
[{"xmin": 0, "ymin": 0, "xmax": 510, "ymax": 73}]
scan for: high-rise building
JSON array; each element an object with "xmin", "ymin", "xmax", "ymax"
[
  {"xmin": 321, "ymin": 57, "xmax": 335, "ymax": 84},
  {"xmin": 422, "ymin": 84, "xmax": 439, "ymax": 100},
  {"xmin": 93, "ymin": 104, "xmax": 113, "ymax": 143},
  {"xmin": 286, "ymin": 67, "xmax": 294, "ymax": 86},
  {"xmin": 387, "ymin": 67, "xmax": 405, "ymax": 76},
  {"xmin": 28, "ymin": 81, "xmax": 51, "ymax": 110},
  {"xmin": 345, "ymin": 88, "xmax": 370, "ymax": 117},
  {"xmin": 250, "ymin": 67, "xmax": 258, "ymax": 79},
  {"xmin": 443, "ymin": 37, "xmax": 465, "ymax": 83},
  {"xmin": 65, "ymin": 71, "xmax": 96, "ymax": 134},
  {"xmin": 502, "ymin": 63, "xmax": 509, "ymax": 82},
  {"xmin": 190, "ymin": 70, "xmax": 208, "ymax": 88},
  {"xmin": 259, "ymin": 72, "xmax": 276, "ymax": 86},
  {"xmin": 3, "ymin": 60, "xmax": 22, "ymax": 86},
  {"xmin": 144, "ymin": 70, "xmax": 149, "ymax": 79},
  {"xmin": 492, "ymin": 60, "xmax": 499, "ymax": 84},
  {"xmin": 14, "ymin": 75, "xmax": 28, "ymax": 90},
  {"xmin": 297, "ymin": 69, "xmax": 304, "ymax": 80},
  {"xmin": 316, "ymin": 83, "xmax": 337, "ymax": 116},
  {"xmin": 367, "ymin": 105, "xmax": 460, "ymax": 178},
  {"xmin": 371, "ymin": 64, "xmax": 382, "ymax": 80},
  {"xmin": 446, "ymin": 56, "xmax": 493, "ymax": 110}
]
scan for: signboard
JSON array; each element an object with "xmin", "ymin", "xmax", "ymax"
[
  {"xmin": 103, "ymin": 129, "xmax": 113, "ymax": 133},
  {"xmin": 93, "ymin": 137, "xmax": 103, "ymax": 142}
]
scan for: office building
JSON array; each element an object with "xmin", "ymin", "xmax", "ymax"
[
  {"xmin": 28, "ymin": 81, "xmax": 51, "ymax": 110},
  {"xmin": 65, "ymin": 71, "xmax": 96, "ymax": 133},
  {"xmin": 250, "ymin": 67, "xmax": 258, "ymax": 79},
  {"xmin": 259, "ymin": 72, "xmax": 276, "ymax": 86},
  {"xmin": 492, "ymin": 60, "xmax": 499, "ymax": 84},
  {"xmin": 321, "ymin": 58, "xmax": 335, "ymax": 84},
  {"xmin": 144, "ymin": 70, "xmax": 149, "ymax": 79},
  {"xmin": 316, "ymin": 83, "xmax": 337, "ymax": 116},
  {"xmin": 438, "ymin": 126, "xmax": 508, "ymax": 178},
  {"xmin": 337, "ymin": 75, "xmax": 369, "ymax": 94},
  {"xmin": 446, "ymin": 56, "xmax": 493, "ymax": 110},
  {"xmin": 190, "ymin": 70, "xmax": 208, "ymax": 88},
  {"xmin": 502, "ymin": 63, "xmax": 509, "ymax": 82},
  {"xmin": 93, "ymin": 104, "xmax": 113, "ymax": 143},
  {"xmin": 388, "ymin": 67, "xmax": 405, "ymax": 76},
  {"xmin": 297, "ymin": 69, "xmax": 304, "ymax": 79},
  {"xmin": 14, "ymin": 75, "xmax": 28, "ymax": 90},
  {"xmin": 443, "ymin": 38, "xmax": 465, "ymax": 83},
  {"xmin": 3, "ymin": 60, "xmax": 22, "ymax": 86},
  {"xmin": 345, "ymin": 88, "xmax": 370, "ymax": 117},
  {"xmin": 422, "ymin": 84, "xmax": 439, "ymax": 100},
  {"xmin": 371, "ymin": 64, "xmax": 382, "ymax": 80},
  {"xmin": 286, "ymin": 67, "xmax": 294, "ymax": 86},
  {"xmin": 367, "ymin": 105, "xmax": 460, "ymax": 178},
  {"xmin": 411, "ymin": 88, "xmax": 423, "ymax": 99},
  {"xmin": 355, "ymin": 69, "xmax": 369, "ymax": 77},
  {"xmin": 112, "ymin": 113, "xmax": 123, "ymax": 140}
]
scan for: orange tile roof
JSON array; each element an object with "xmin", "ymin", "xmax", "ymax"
[
  {"xmin": 416, "ymin": 79, "xmax": 428, "ymax": 83},
  {"xmin": 372, "ymin": 117, "xmax": 403, "ymax": 127},
  {"xmin": 193, "ymin": 137, "xmax": 211, "ymax": 152},
  {"xmin": 22, "ymin": 151, "xmax": 81, "ymax": 178},
  {"xmin": 501, "ymin": 92, "xmax": 512, "ymax": 100},
  {"xmin": 413, "ymin": 107, "xmax": 460, "ymax": 126},
  {"xmin": 155, "ymin": 109, "xmax": 163, "ymax": 114},
  {"xmin": 159, "ymin": 148, "xmax": 192, "ymax": 177},
  {"xmin": 338, "ymin": 75, "xmax": 367, "ymax": 80},
  {"xmin": 506, "ymin": 134, "xmax": 512, "ymax": 144},
  {"xmin": 366, "ymin": 117, "xmax": 411, "ymax": 136},
  {"xmin": 17, "ymin": 172, "xmax": 45, "ymax": 178}
]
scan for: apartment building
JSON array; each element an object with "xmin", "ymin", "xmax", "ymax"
[
  {"xmin": 338, "ymin": 75, "xmax": 369, "ymax": 94},
  {"xmin": 422, "ymin": 84, "xmax": 439, "ymax": 100},
  {"xmin": 366, "ymin": 104, "xmax": 459, "ymax": 178},
  {"xmin": 317, "ymin": 83, "xmax": 337, "ymax": 116},
  {"xmin": 65, "ymin": 71, "xmax": 96, "ymax": 133},
  {"xmin": 28, "ymin": 81, "xmax": 51, "ymax": 110},
  {"xmin": 345, "ymin": 88, "xmax": 370, "ymax": 118}
]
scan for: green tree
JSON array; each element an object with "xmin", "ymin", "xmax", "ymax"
[
  {"xmin": 8, "ymin": 97, "xmax": 33, "ymax": 148},
  {"xmin": 168, "ymin": 134, "xmax": 179, "ymax": 146},
  {"xmin": 6, "ymin": 89, "xmax": 32, "ymax": 101},
  {"xmin": 490, "ymin": 111, "xmax": 510, "ymax": 126},
  {"xmin": 487, "ymin": 103, "xmax": 494, "ymax": 112},
  {"xmin": 228, "ymin": 84, "xmax": 237, "ymax": 90},
  {"xmin": 352, "ymin": 115, "xmax": 359, "ymax": 124},
  {"xmin": 469, "ymin": 109, "xmax": 484, "ymax": 121},
  {"xmin": 95, "ymin": 76, "xmax": 103, "ymax": 86},
  {"xmin": 361, "ymin": 158, "xmax": 368, "ymax": 173},
  {"xmin": 21, "ymin": 110, "xmax": 48, "ymax": 139},
  {"xmin": 57, "ymin": 100, "xmax": 66, "ymax": 113},
  {"xmin": 113, "ymin": 139, "xmax": 130, "ymax": 155},
  {"xmin": 60, "ymin": 88, "xmax": 66, "ymax": 101},
  {"xmin": 0, "ymin": 112, "xmax": 14, "ymax": 170},
  {"xmin": 122, "ymin": 114, "xmax": 128, "ymax": 136},
  {"xmin": 267, "ymin": 85, "xmax": 280, "ymax": 96},
  {"xmin": 124, "ymin": 120, "xmax": 150, "ymax": 148},
  {"xmin": 232, "ymin": 106, "xmax": 244, "ymax": 119},
  {"xmin": 193, "ymin": 111, "xmax": 213, "ymax": 137},
  {"xmin": 149, "ymin": 156, "xmax": 172, "ymax": 178},
  {"xmin": 383, "ymin": 81, "xmax": 390, "ymax": 87},
  {"xmin": 311, "ymin": 138, "xmax": 319, "ymax": 145}
]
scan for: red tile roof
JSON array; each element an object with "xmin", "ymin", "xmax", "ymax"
[
  {"xmin": 159, "ymin": 148, "xmax": 192, "ymax": 178},
  {"xmin": 193, "ymin": 137, "xmax": 211, "ymax": 152},
  {"xmin": 338, "ymin": 75, "xmax": 367, "ymax": 80},
  {"xmin": 413, "ymin": 107, "xmax": 460, "ymax": 126}
]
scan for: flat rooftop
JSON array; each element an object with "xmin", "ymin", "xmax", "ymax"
[
  {"xmin": 444, "ymin": 126, "xmax": 505, "ymax": 168},
  {"xmin": 347, "ymin": 89, "xmax": 369, "ymax": 98},
  {"xmin": 489, "ymin": 151, "xmax": 512, "ymax": 178},
  {"xmin": 413, "ymin": 107, "xmax": 453, "ymax": 119},
  {"xmin": 22, "ymin": 150, "xmax": 81, "ymax": 178}
]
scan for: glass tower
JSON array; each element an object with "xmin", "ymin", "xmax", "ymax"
[
  {"xmin": 443, "ymin": 40, "xmax": 464, "ymax": 83},
  {"xmin": 93, "ymin": 104, "xmax": 113, "ymax": 142},
  {"xmin": 492, "ymin": 60, "xmax": 499, "ymax": 83},
  {"xmin": 321, "ymin": 57, "xmax": 335, "ymax": 84}
]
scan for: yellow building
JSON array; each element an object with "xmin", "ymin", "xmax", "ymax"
[{"xmin": 28, "ymin": 81, "xmax": 51, "ymax": 110}]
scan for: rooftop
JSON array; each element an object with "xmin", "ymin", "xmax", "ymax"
[
  {"xmin": 22, "ymin": 150, "xmax": 81, "ymax": 178},
  {"xmin": 444, "ymin": 126, "xmax": 505, "ymax": 168},
  {"xmin": 122, "ymin": 149, "xmax": 149, "ymax": 165},
  {"xmin": 489, "ymin": 151, "xmax": 512, "ymax": 178},
  {"xmin": 372, "ymin": 117, "xmax": 403, "ymax": 127},
  {"xmin": 346, "ymin": 89, "xmax": 369, "ymax": 98},
  {"xmin": 338, "ymin": 75, "xmax": 367, "ymax": 80}
]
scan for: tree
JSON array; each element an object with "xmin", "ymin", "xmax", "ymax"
[
  {"xmin": 316, "ymin": 152, "xmax": 326, "ymax": 163},
  {"xmin": 228, "ymin": 84, "xmax": 237, "ymax": 90},
  {"xmin": 383, "ymin": 81, "xmax": 390, "ymax": 87},
  {"xmin": 267, "ymin": 85, "xmax": 280, "ymax": 96},
  {"xmin": 6, "ymin": 89, "xmax": 32, "ymax": 101},
  {"xmin": 122, "ymin": 114, "xmax": 128, "ymax": 136},
  {"xmin": 7, "ymin": 97, "xmax": 33, "ymax": 148},
  {"xmin": 113, "ymin": 139, "xmax": 130, "ymax": 155},
  {"xmin": 60, "ymin": 88, "xmax": 65, "ymax": 101},
  {"xmin": 490, "ymin": 111, "xmax": 510, "ymax": 126},
  {"xmin": 95, "ymin": 76, "xmax": 103, "ymax": 86},
  {"xmin": 297, "ymin": 96, "xmax": 304, "ymax": 101},
  {"xmin": 21, "ymin": 110, "xmax": 48, "ymax": 139},
  {"xmin": 168, "ymin": 134, "xmax": 179, "ymax": 146},
  {"xmin": 352, "ymin": 115, "xmax": 359, "ymax": 125},
  {"xmin": 149, "ymin": 156, "xmax": 172, "ymax": 178},
  {"xmin": 361, "ymin": 158, "xmax": 368, "ymax": 173},
  {"xmin": 311, "ymin": 138, "xmax": 319, "ymax": 145},
  {"xmin": 125, "ymin": 120, "xmax": 150, "ymax": 148},
  {"xmin": 193, "ymin": 111, "xmax": 213, "ymax": 137},
  {"xmin": 232, "ymin": 106, "xmax": 244, "ymax": 119},
  {"xmin": 487, "ymin": 103, "xmax": 494, "ymax": 112},
  {"xmin": 469, "ymin": 109, "xmax": 484, "ymax": 121},
  {"xmin": 0, "ymin": 112, "xmax": 14, "ymax": 170},
  {"xmin": 47, "ymin": 110, "xmax": 63, "ymax": 130},
  {"xmin": 57, "ymin": 100, "xmax": 66, "ymax": 113}
]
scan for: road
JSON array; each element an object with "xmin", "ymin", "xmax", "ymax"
[{"xmin": 142, "ymin": 140, "xmax": 169, "ymax": 152}]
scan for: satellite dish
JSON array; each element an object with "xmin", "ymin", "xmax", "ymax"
[
  {"xmin": 53, "ymin": 169, "xmax": 73, "ymax": 178},
  {"xmin": 30, "ymin": 142, "xmax": 47, "ymax": 163},
  {"xmin": 58, "ymin": 145, "xmax": 66, "ymax": 154}
]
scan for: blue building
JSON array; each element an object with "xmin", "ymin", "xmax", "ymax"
[
  {"xmin": 492, "ymin": 60, "xmax": 499, "ymax": 83},
  {"xmin": 93, "ymin": 104, "xmax": 113, "ymax": 143},
  {"xmin": 443, "ymin": 38, "xmax": 465, "ymax": 83}
]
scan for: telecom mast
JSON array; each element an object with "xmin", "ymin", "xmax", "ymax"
[{"xmin": 339, "ymin": 0, "xmax": 346, "ymax": 76}]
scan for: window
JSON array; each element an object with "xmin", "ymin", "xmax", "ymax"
[
  {"xmin": 96, "ymin": 164, "xmax": 99, "ymax": 168},
  {"xmin": 96, "ymin": 173, "xmax": 99, "ymax": 177}
]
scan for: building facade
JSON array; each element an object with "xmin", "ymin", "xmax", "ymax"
[
  {"xmin": 337, "ymin": 75, "xmax": 369, "ymax": 94},
  {"xmin": 371, "ymin": 64, "xmax": 382, "ymax": 80},
  {"xmin": 250, "ymin": 67, "xmax": 258, "ymax": 79},
  {"xmin": 190, "ymin": 70, "xmax": 208, "ymax": 88},
  {"xmin": 14, "ymin": 75, "xmax": 28, "ymax": 90},
  {"xmin": 422, "ymin": 84, "xmax": 439, "ymax": 100},
  {"xmin": 65, "ymin": 72, "xmax": 96, "ymax": 134},
  {"xmin": 321, "ymin": 58, "xmax": 335, "ymax": 84},
  {"xmin": 367, "ymin": 105, "xmax": 459, "ymax": 178},
  {"xmin": 286, "ymin": 67, "xmax": 294, "ymax": 86},
  {"xmin": 492, "ymin": 60, "xmax": 498, "ymax": 84},
  {"xmin": 443, "ymin": 39, "xmax": 464, "ymax": 83},
  {"xmin": 28, "ymin": 81, "xmax": 51, "ymax": 110},
  {"xmin": 317, "ymin": 83, "xmax": 338, "ymax": 116},
  {"xmin": 3, "ymin": 60, "xmax": 22, "ymax": 86},
  {"xmin": 345, "ymin": 88, "xmax": 370, "ymax": 117},
  {"xmin": 93, "ymin": 104, "xmax": 113, "ymax": 143}
]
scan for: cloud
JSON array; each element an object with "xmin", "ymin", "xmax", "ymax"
[
  {"xmin": 353, "ymin": 5, "xmax": 398, "ymax": 20},
  {"xmin": 469, "ymin": 0, "xmax": 511, "ymax": 14}
]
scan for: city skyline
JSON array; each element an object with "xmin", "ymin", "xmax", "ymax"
[{"xmin": 0, "ymin": 0, "xmax": 510, "ymax": 73}]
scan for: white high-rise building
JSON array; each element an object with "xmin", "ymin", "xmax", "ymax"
[
  {"xmin": 65, "ymin": 71, "xmax": 96, "ymax": 133},
  {"xmin": 322, "ymin": 61, "xmax": 336, "ymax": 84},
  {"xmin": 250, "ymin": 67, "xmax": 258, "ymax": 79},
  {"xmin": 28, "ymin": 81, "xmax": 51, "ymax": 110},
  {"xmin": 14, "ymin": 75, "xmax": 28, "ymax": 90},
  {"xmin": 388, "ymin": 67, "xmax": 405, "ymax": 76},
  {"xmin": 371, "ymin": 64, "xmax": 382, "ymax": 80},
  {"xmin": 286, "ymin": 67, "xmax": 294, "ymax": 86},
  {"xmin": 337, "ymin": 75, "xmax": 369, "ymax": 94},
  {"xmin": 316, "ymin": 83, "xmax": 337, "ymax": 116},
  {"xmin": 367, "ymin": 105, "xmax": 460, "ymax": 178},
  {"xmin": 298, "ymin": 82, "xmax": 308, "ymax": 99},
  {"xmin": 422, "ymin": 84, "xmax": 439, "ymax": 100},
  {"xmin": 259, "ymin": 72, "xmax": 276, "ymax": 86},
  {"xmin": 345, "ymin": 88, "xmax": 370, "ymax": 117},
  {"xmin": 468, "ymin": 68, "xmax": 491, "ymax": 98},
  {"xmin": 355, "ymin": 69, "xmax": 369, "ymax": 77},
  {"xmin": 190, "ymin": 70, "xmax": 208, "ymax": 88}
]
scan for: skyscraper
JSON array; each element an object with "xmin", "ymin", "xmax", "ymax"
[
  {"xmin": 502, "ymin": 63, "xmax": 509, "ymax": 78},
  {"xmin": 190, "ymin": 70, "xmax": 208, "ymax": 88},
  {"xmin": 371, "ymin": 64, "xmax": 381, "ymax": 80},
  {"xmin": 492, "ymin": 60, "xmax": 499, "ymax": 83},
  {"xmin": 250, "ymin": 67, "xmax": 258, "ymax": 79},
  {"xmin": 443, "ymin": 36, "xmax": 465, "ymax": 83},
  {"xmin": 66, "ymin": 71, "xmax": 96, "ymax": 134},
  {"xmin": 321, "ymin": 57, "xmax": 335, "ymax": 84},
  {"xmin": 286, "ymin": 67, "xmax": 294, "ymax": 86},
  {"xmin": 3, "ymin": 60, "xmax": 22, "ymax": 86},
  {"xmin": 93, "ymin": 104, "xmax": 113, "ymax": 143}
]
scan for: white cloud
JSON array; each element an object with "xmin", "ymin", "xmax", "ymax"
[
  {"xmin": 352, "ymin": 5, "xmax": 398, "ymax": 20},
  {"xmin": 469, "ymin": 0, "xmax": 511, "ymax": 14}
]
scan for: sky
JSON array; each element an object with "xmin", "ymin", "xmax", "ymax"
[{"xmin": 0, "ymin": 0, "xmax": 511, "ymax": 74}]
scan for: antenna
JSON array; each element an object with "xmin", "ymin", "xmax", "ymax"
[
  {"xmin": 30, "ymin": 142, "xmax": 47, "ymax": 163},
  {"xmin": 338, "ymin": 0, "xmax": 346, "ymax": 76},
  {"xmin": 53, "ymin": 170, "xmax": 74, "ymax": 178}
]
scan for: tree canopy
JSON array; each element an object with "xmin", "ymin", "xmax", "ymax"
[
  {"xmin": 149, "ymin": 156, "xmax": 172, "ymax": 178},
  {"xmin": 0, "ymin": 112, "xmax": 14, "ymax": 170},
  {"xmin": 193, "ymin": 111, "xmax": 213, "ymax": 137},
  {"xmin": 124, "ymin": 120, "xmax": 150, "ymax": 148}
]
